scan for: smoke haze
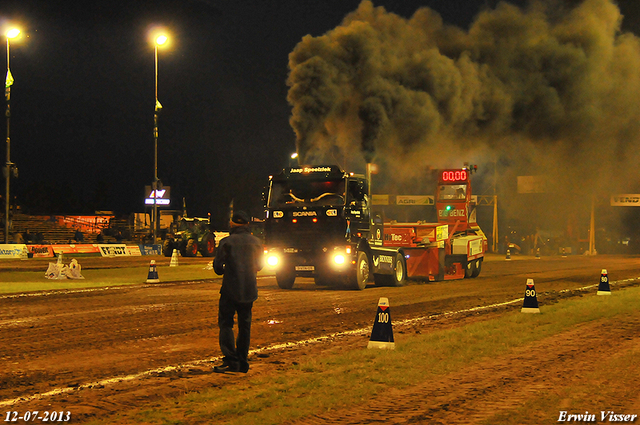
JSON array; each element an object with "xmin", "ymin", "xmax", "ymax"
[
  {"xmin": 287, "ymin": 0, "xmax": 640, "ymax": 186},
  {"xmin": 287, "ymin": 0, "xmax": 640, "ymax": 238}
]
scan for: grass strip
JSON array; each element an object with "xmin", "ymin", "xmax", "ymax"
[
  {"xmin": 0, "ymin": 265, "xmax": 220, "ymax": 294},
  {"xmin": 87, "ymin": 286, "xmax": 640, "ymax": 425}
]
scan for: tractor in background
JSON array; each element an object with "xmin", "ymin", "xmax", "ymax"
[{"xmin": 162, "ymin": 217, "xmax": 228, "ymax": 257}]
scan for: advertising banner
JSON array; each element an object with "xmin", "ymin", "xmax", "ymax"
[
  {"xmin": 610, "ymin": 194, "xmax": 640, "ymax": 206},
  {"xmin": 144, "ymin": 185, "xmax": 171, "ymax": 206},
  {"xmin": 52, "ymin": 244, "xmax": 101, "ymax": 255},
  {"xmin": 98, "ymin": 244, "xmax": 142, "ymax": 257},
  {"xmin": 0, "ymin": 244, "xmax": 28, "ymax": 259},
  {"xmin": 28, "ymin": 245, "xmax": 55, "ymax": 258},
  {"xmin": 395, "ymin": 195, "xmax": 434, "ymax": 206},
  {"xmin": 139, "ymin": 244, "xmax": 162, "ymax": 255}
]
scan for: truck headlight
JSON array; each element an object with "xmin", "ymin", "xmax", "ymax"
[
  {"xmin": 333, "ymin": 254, "xmax": 345, "ymax": 265},
  {"xmin": 266, "ymin": 254, "xmax": 279, "ymax": 267}
]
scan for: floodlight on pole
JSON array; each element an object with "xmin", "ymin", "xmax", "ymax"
[
  {"xmin": 4, "ymin": 27, "xmax": 20, "ymax": 244},
  {"xmin": 289, "ymin": 152, "xmax": 299, "ymax": 167},
  {"xmin": 152, "ymin": 33, "xmax": 168, "ymax": 243}
]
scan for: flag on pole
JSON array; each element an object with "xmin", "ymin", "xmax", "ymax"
[
  {"xmin": 5, "ymin": 69, "xmax": 14, "ymax": 88},
  {"xmin": 155, "ymin": 99, "xmax": 163, "ymax": 111}
]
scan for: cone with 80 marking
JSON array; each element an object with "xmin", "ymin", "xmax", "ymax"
[
  {"xmin": 368, "ymin": 297, "xmax": 395, "ymax": 349},
  {"xmin": 521, "ymin": 278, "xmax": 540, "ymax": 313}
]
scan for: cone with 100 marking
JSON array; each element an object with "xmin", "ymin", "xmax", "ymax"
[
  {"xmin": 146, "ymin": 260, "xmax": 160, "ymax": 284},
  {"xmin": 521, "ymin": 278, "xmax": 540, "ymax": 313},
  {"xmin": 368, "ymin": 297, "xmax": 395, "ymax": 349}
]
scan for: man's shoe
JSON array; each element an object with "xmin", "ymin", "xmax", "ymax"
[
  {"xmin": 214, "ymin": 362, "xmax": 239, "ymax": 373},
  {"xmin": 239, "ymin": 362, "xmax": 249, "ymax": 373}
]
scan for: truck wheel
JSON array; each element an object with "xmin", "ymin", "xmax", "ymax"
[
  {"xmin": 162, "ymin": 239, "xmax": 173, "ymax": 257},
  {"xmin": 276, "ymin": 267, "xmax": 296, "ymax": 289},
  {"xmin": 350, "ymin": 251, "xmax": 369, "ymax": 290},
  {"xmin": 374, "ymin": 253, "xmax": 406, "ymax": 287},
  {"xmin": 390, "ymin": 253, "xmax": 406, "ymax": 286},
  {"xmin": 471, "ymin": 259, "xmax": 482, "ymax": 278},
  {"xmin": 464, "ymin": 261, "xmax": 474, "ymax": 278},
  {"xmin": 200, "ymin": 233, "xmax": 216, "ymax": 257},
  {"xmin": 185, "ymin": 239, "xmax": 198, "ymax": 257}
]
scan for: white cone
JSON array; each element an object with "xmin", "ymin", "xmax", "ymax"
[{"xmin": 170, "ymin": 249, "xmax": 179, "ymax": 267}]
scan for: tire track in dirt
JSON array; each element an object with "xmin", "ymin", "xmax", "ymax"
[
  {"xmin": 285, "ymin": 316, "xmax": 640, "ymax": 424},
  {"xmin": 2, "ymin": 256, "xmax": 639, "ymax": 423}
]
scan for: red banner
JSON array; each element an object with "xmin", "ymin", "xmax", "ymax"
[
  {"xmin": 27, "ymin": 245, "xmax": 55, "ymax": 258},
  {"xmin": 52, "ymin": 244, "xmax": 101, "ymax": 254}
]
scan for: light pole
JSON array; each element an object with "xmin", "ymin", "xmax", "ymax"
[
  {"xmin": 4, "ymin": 28, "xmax": 20, "ymax": 244},
  {"xmin": 152, "ymin": 34, "xmax": 167, "ymax": 243}
]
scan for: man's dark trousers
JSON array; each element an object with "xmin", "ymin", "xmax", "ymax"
[{"xmin": 218, "ymin": 292, "xmax": 253, "ymax": 369}]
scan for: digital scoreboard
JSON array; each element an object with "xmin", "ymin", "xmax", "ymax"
[{"xmin": 439, "ymin": 169, "xmax": 469, "ymax": 183}]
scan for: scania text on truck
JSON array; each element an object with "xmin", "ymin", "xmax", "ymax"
[{"xmin": 263, "ymin": 165, "xmax": 486, "ymax": 290}]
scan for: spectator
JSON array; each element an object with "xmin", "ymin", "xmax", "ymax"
[
  {"xmin": 13, "ymin": 232, "xmax": 24, "ymax": 244},
  {"xmin": 213, "ymin": 210, "xmax": 264, "ymax": 374},
  {"xmin": 74, "ymin": 228, "xmax": 84, "ymax": 243},
  {"xmin": 96, "ymin": 231, "xmax": 104, "ymax": 243}
]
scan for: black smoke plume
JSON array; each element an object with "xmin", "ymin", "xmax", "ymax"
[{"xmin": 287, "ymin": 0, "xmax": 640, "ymax": 194}]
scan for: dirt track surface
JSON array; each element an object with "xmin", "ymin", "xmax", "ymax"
[{"xmin": 1, "ymin": 254, "xmax": 640, "ymax": 423}]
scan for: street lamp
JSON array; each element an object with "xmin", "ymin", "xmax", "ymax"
[
  {"xmin": 4, "ymin": 28, "xmax": 20, "ymax": 244},
  {"xmin": 152, "ymin": 34, "xmax": 167, "ymax": 243}
]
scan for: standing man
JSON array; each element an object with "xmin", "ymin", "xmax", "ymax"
[{"xmin": 213, "ymin": 210, "xmax": 263, "ymax": 373}]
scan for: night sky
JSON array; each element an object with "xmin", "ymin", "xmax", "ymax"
[{"xmin": 1, "ymin": 0, "xmax": 639, "ymax": 228}]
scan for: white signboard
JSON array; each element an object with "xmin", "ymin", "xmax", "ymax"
[
  {"xmin": 396, "ymin": 196, "xmax": 434, "ymax": 206},
  {"xmin": 611, "ymin": 194, "xmax": 640, "ymax": 207},
  {"xmin": 0, "ymin": 244, "xmax": 28, "ymax": 259},
  {"xmin": 469, "ymin": 238, "xmax": 483, "ymax": 256},
  {"xmin": 98, "ymin": 245, "xmax": 142, "ymax": 257}
]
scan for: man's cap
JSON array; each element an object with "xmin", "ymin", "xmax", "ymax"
[{"xmin": 231, "ymin": 210, "xmax": 250, "ymax": 225}]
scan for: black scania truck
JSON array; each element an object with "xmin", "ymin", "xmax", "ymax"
[
  {"xmin": 263, "ymin": 165, "xmax": 486, "ymax": 290},
  {"xmin": 263, "ymin": 165, "xmax": 406, "ymax": 290}
]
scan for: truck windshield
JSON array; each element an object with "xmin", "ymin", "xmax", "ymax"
[
  {"xmin": 269, "ymin": 179, "xmax": 346, "ymax": 208},
  {"xmin": 438, "ymin": 184, "xmax": 467, "ymax": 201}
]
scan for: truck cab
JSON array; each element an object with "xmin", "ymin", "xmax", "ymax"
[{"xmin": 264, "ymin": 166, "xmax": 371, "ymax": 289}]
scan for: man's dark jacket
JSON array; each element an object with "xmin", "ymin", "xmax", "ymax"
[{"xmin": 213, "ymin": 225, "xmax": 263, "ymax": 303}]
